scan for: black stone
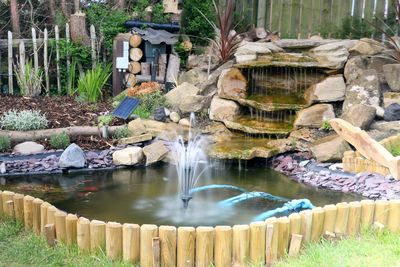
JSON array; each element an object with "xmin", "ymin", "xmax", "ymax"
[
  {"xmin": 384, "ymin": 103, "xmax": 400, "ymax": 121},
  {"xmin": 153, "ymin": 107, "xmax": 167, "ymax": 122}
]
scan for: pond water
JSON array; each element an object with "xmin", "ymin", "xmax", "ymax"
[{"xmin": 2, "ymin": 162, "xmax": 361, "ymax": 226}]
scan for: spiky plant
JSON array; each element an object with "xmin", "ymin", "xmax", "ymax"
[
  {"xmin": 14, "ymin": 60, "xmax": 43, "ymax": 96},
  {"xmin": 199, "ymin": 0, "xmax": 241, "ymax": 63},
  {"xmin": 77, "ymin": 64, "xmax": 111, "ymax": 103}
]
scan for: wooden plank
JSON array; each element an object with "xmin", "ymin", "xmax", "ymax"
[
  {"xmin": 320, "ymin": 0, "xmax": 332, "ymax": 37},
  {"xmin": 311, "ymin": 0, "xmax": 322, "ymax": 35},
  {"xmin": 232, "ymin": 225, "xmax": 250, "ymax": 266},
  {"xmin": 290, "ymin": 0, "xmax": 301, "ymax": 38},
  {"xmin": 44, "ymin": 28, "xmax": 49, "ymax": 94},
  {"xmin": 288, "ymin": 234, "xmax": 302, "ymax": 257},
  {"xmin": 55, "ymin": 25, "xmax": 61, "ymax": 94},
  {"xmin": 249, "ymin": 222, "xmax": 266, "ymax": 265},
  {"xmin": 158, "ymin": 226, "xmax": 176, "ymax": 267},
  {"xmin": 214, "ymin": 226, "xmax": 232, "ymax": 267},
  {"xmin": 32, "ymin": 28, "xmax": 39, "ymax": 73},
  {"xmin": 8, "ymin": 31, "xmax": 13, "ymax": 95},
  {"xmin": 280, "ymin": 0, "xmax": 293, "ymax": 37},
  {"xmin": 301, "ymin": 0, "xmax": 313, "ymax": 36},
  {"xmin": 270, "ymin": 0, "xmax": 281, "ymax": 32},
  {"xmin": 66, "ymin": 23, "xmax": 71, "ymax": 85},
  {"xmin": 265, "ymin": 217, "xmax": 278, "ymax": 265},
  {"xmin": 298, "ymin": 0, "xmax": 304, "ymax": 37},
  {"xmin": 90, "ymin": 25, "xmax": 96, "ymax": 69},
  {"xmin": 364, "ymin": 0, "xmax": 376, "ymax": 19},
  {"xmin": 353, "ymin": 0, "xmax": 364, "ymax": 18},
  {"xmin": 257, "ymin": 0, "xmax": 267, "ymax": 28},
  {"xmin": 0, "ymin": 38, "xmax": 46, "ymax": 49},
  {"xmin": 195, "ymin": 227, "xmax": 214, "ymax": 267}
]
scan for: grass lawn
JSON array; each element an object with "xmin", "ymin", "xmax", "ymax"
[{"xmin": 1, "ymin": 219, "xmax": 400, "ymax": 267}]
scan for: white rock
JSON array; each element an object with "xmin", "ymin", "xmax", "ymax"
[
  {"xmin": 164, "ymin": 108, "xmax": 171, "ymax": 116},
  {"xmin": 209, "ymin": 96, "xmax": 240, "ymax": 122},
  {"xmin": 310, "ymin": 75, "xmax": 346, "ymax": 102},
  {"xmin": 170, "ymin": 112, "xmax": 181, "ymax": 123},
  {"xmin": 112, "ymin": 147, "xmax": 144, "ymax": 165},
  {"xmin": 0, "ymin": 162, "xmax": 6, "ymax": 174},
  {"xmin": 13, "ymin": 141, "xmax": 45, "ymax": 155},
  {"xmin": 179, "ymin": 118, "xmax": 191, "ymax": 127}
]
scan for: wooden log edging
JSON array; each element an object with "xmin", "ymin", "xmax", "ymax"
[{"xmin": 2, "ymin": 190, "xmax": 400, "ymax": 266}]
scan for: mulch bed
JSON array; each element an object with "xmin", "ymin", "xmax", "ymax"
[{"xmin": 0, "ymin": 95, "xmax": 125, "ymax": 128}]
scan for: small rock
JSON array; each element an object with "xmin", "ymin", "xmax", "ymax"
[
  {"xmin": 164, "ymin": 108, "xmax": 171, "ymax": 116},
  {"xmin": 153, "ymin": 107, "xmax": 167, "ymax": 122},
  {"xmin": 384, "ymin": 103, "xmax": 400, "ymax": 121},
  {"xmin": 170, "ymin": 112, "xmax": 181, "ymax": 123},
  {"xmin": 58, "ymin": 143, "xmax": 86, "ymax": 168},
  {"xmin": 179, "ymin": 118, "xmax": 191, "ymax": 127},
  {"xmin": 299, "ymin": 160, "xmax": 310, "ymax": 167},
  {"xmin": 0, "ymin": 162, "xmax": 5, "ymax": 174},
  {"xmin": 13, "ymin": 141, "xmax": 45, "ymax": 155},
  {"xmin": 128, "ymin": 118, "xmax": 147, "ymax": 136},
  {"xmin": 310, "ymin": 135, "xmax": 351, "ymax": 162},
  {"xmin": 143, "ymin": 141, "xmax": 170, "ymax": 165},
  {"xmin": 112, "ymin": 147, "xmax": 143, "ymax": 165}
]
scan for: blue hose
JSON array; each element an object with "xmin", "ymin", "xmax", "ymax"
[
  {"xmin": 252, "ymin": 199, "xmax": 315, "ymax": 222},
  {"xmin": 218, "ymin": 192, "xmax": 289, "ymax": 206},
  {"xmin": 189, "ymin": 184, "xmax": 247, "ymax": 194}
]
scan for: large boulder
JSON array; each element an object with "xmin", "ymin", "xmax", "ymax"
[
  {"xmin": 234, "ymin": 41, "xmax": 284, "ymax": 63},
  {"xmin": 383, "ymin": 64, "xmax": 400, "ymax": 91},
  {"xmin": 342, "ymin": 69, "xmax": 380, "ymax": 113},
  {"xmin": 217, "ymin": 68, "xmax": 247, "ymax": 100},
  {"xmin": 349, "ymin": 38, "xmax": 384, "ymax": 55},
  {"xmin": 310, "ymin": 134, "xmax": 351, "ymax": 162},
  {"xmin": 342, "ymin": 104, "xmax": 376, "ymax": 130},
  {"xmin": 13, "ymin": 141, "xmax": 44, "ymax": 155},
  {"xmin": 307, "ymin": 42, "xmax": 351, "ymax": 69},
  {"xmin": 58, "ymin": 143, "xmax": 86, "ymax": 168},
  {"xmin": 341, "ymin": 104, "xmax": 376, "ymax": 130},
  {"xmin": 112, "ymin": 147, "xmax": 143, "ymax": 165},
  {"xmin": 165, "ymin": 82, "xmax": 207, "ymax": 114},
  {"xmin": 128, "ymin": 118, "xmax": 147, "ymax": 136},
  {"xmin": 294, "ymin": 104, "xmax": 335, "ymax": 128},
  {"xmin": 308, "ymin": 75, "xmax": 346, "ymax": 102},
  {"xmin": 384, "ymin": 103, "xmax": 400, "ymax": 121},
  {"xmin": 209, "ymin": 96, "xmax": 240, "ymax": 122},
  {"xmin": 143, "ymin": 141, "xmax": 169, "ymax": 165},
  {"xmin": 178, "ymin": 68, "xmax": 208, "ymax": 87}
]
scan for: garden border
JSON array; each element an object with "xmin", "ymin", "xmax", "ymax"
[{"xmin": 1, "ymin": 190, "xmax": 399, "ymax": 266}]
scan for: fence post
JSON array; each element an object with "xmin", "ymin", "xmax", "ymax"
[
  {"xmin": 374, "ymin": 200, "xmax": 389, "ymax": 226},
  {"xmin": 335, "ymin": 202, "xmax": 349, "ymax": 236},
  {"xmin": 7, "ymin": 31, "xmax": 13, "ymax": 94},
  {"xmin": 13, "ymin": 193, "xmax": 24, "ymax": 222},
  {"xmin": 300, "ymin": 210, "xmax": 313, "ymax": 243},
  {"xmin": 177, "ymin": 227, "xmax": 196, "ymax": 267},
  {"xmin": 90, "ymin": 24, "xmax": 96, "ymax": 69},
  {"xmin": 265, "ymin": 217, "xmax": 278, "ymax": 265},
  {"xmin": 257, "ymin": 0, "xmax": 267, "ymax": 28},
  {"xmin": 387, "ymin": 199, "xmax": 400, "ymax": 232},
  {"xmin": 347, "ymin": 201, "xmax": 362, "ymax": 236},
  {"xmin": 159, "ymin": 225, "xmax": 177, "ymax": 267},
  {"xmin": 249, "ymin": 221, "xmax": 266, "ymax": 265},
  {"xmin": 214, "ymin": 226, "xmax": 232, "ymax": 267},
  {"xmin": 55, "ymin": 25, "xmax": 61, "ymax": 94},
  {"xmin": 122, "ymin": 223, "xmax": 140, "ymax": 264},
  {"xmin": 66, "ymin": 23, "xmax": 71, "ymax": 79},
  {"xmin": 44, "ymin": 28, "xmax": 49, "ymax": 94},
  {"xmin": 195, "ymin": 226, "xmax": 214, "ymax": 267},
  {"xmin": 277, "ymin": 217, "xmax": 290, "ymax": 259},
  {"xmin": 40, "ymin": 202, "xmax": 50, "ymax": 234},
  {"xmin": 90, "ymin": 219, "xmax": 106, "ymax": 252},
  {"xmin": 66, "ymin": 214, "xmax": 78, "ymax": 245},
  {"xmin": 18, "ymin": 40, "xmax": 25, "ymax": 79},
  {"xmin": 360, "ymin": 199, "xmax": 375, "ymax": 228},
  {"xmin": 323, "ymin": 204, "xmax": 337, "ymax": 234},
  {"xmin": 106, "ymin": 222, "xmax": 123, "ymax": 260},
  {"xmin": 32, "ymin": 28, "xmax": 39, "ymax": 73},
  {"xmin": 55, "ymin": 210, "xmax": 67, "ymax": 243},
  {"xmin": 46, "ymin": 205, "xmax": 57, "ymax": 225},
  {"xmin": 232, "ymin": 224, "xmax": 250, "ymax": 266},
  {"xmin": 140, "ymin": 224, "xmax": 158, "ymax": 267},
  {"xmin": 23, "ymin": 195, "xmax": 34, "ymax": 230},
  {"xmin": 77, "ymin": 217, "xmax": 91, "ymax": 253},
  {"xmin": 310, "ymin": 207, "xmax": 325, "ymax": 242},
  {"xmin": 32, "ymin": 198, "xmax": 43, "ymax": 234}
]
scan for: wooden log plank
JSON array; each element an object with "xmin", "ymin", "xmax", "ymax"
[
  {"xmin": 335, "ymin": 202, "xmax": 349, "ymax": 236},
  {"xmin": 55, "ymin": 211, "xmax": 67, "ymax": 243},
  {"xmin": 55, "ymin": 25, "xmax": 61, "ymax": 94},
  {"xmin": 90, "ymin": 220, "xmax": 106, "ymax": 252},
  {"xmin": 310, "ymin": 207, "xmax": 325, "ymax": 242},
  {"xmin": 300, "ymin": 210, "xmax": 313, "ymax": 243},
  {"xmin": 66, "ymin": 214, "xmax": 78, "ymax": 245},
  {"xmin": 2, "ymin": 191, "xmax": 15, "ymax": 217},
  {"xmin": 159, "ymin": 225, "xmax": 177, "ymax": 267},
  {"xmin": 106, "ymin": 222, "xmax": 123, "ymax": 260},
  {"xmin": 277, "ymin": 217, "xmax": 290, "ymax": 258},
  {"xmin": 323, "ymin": 204, "xmax": 337, "ymax": 233},
  {"xmin": 232, "ymin": 225, "xmax": 250, "ymax": 266},
  {"xmin": 288, "ymin": 233, "xmax": 303, "ymax": 257},
  {"xmin": 177, "ymin": 227, "xmax": 195, "ymax": 267},
  {"xmin": 45, "ymin": 224, "xmax": 56, "ymax": 247},
  {"xmin": 46, "ymin": 205, "xmax": 57, "ymax": 225},
  {"xmin": 129, "ymin": 33, "xmax": 142, "ymax": 48},
  {"xmin": 122, "ymin": 223, "xmax": 140, "ymax": 264},
  {"xmin": 289, "ymin": 213, "xmax": 302, "ymax": 235},
  {"xmin": 374, "ymin": 200, "xmax": 389, "ymax": 226},
  {"xmin": 77, "ymin": 217, "xmax": 91, "ymax": 253},
  {"xmin": 249, "ymin": 221, "xmax": 266, "ymax": 265},
  {"xmin": 13, "ymin": 193, "xmax": 24, "ymax": 222},
  {"xmin": 44, "ymin": 28, "xmax": 49, "ymax": 94},
  {"xmin": 32, "ymin": 28, "xmax": 39, "ymax": 73},
  {"xmin": 195, "ymin": 227, "xmax": 214, "ymax": 267},
  {"xmin": 7, "ymin": 31, "xmax": 13, "ymax": 94},
  {"xmin": 257, "ymin": 0, "xmax": 267, "ymax": 28},
  {"xmin": 347, "ymin": 201, "xmax": 362, "ymax": 236},
  {"xmin": 214, "ymin": 226, "xmax": 232, "ymax": 267},
  {"xmin": 265, "ymin": 217, "xmax": 278, "ymax": 265},
  {"xmin": 23, "ymin": 195, "xmax": 34, "ymax": 230},
  {"xmin": 387, "ymin": 199, "xmax": 400, "ymax": 232},
  {"xmin": 66, "ymin": 23, "xmax": 71, "ymax": 78},
  {"xmin": 140, "ymin": 224, "xmax": 158, "ymax": 267},
  {"xmin": 152, "ymin": 237, "xmax": 161, "ymax": 267},
  {"xmin": 40, "ymin": 202, "xmax": 51, "ymax": 234},
  {"xmin": 32, "ymin": 198, "xmax": 43, "ymax": 234},
  {"xmin": 360, "ymin": 199, "xmax": 375, "ymax": 228},
  {"xmin": 6, "ymin": 200, "xmax": 14, "ymax": 219},
  {"xmin": 90, "ymin": 25, "xmax": 97, "ymax": 69}
]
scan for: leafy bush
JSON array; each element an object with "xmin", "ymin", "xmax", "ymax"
[
  {"xmin": 320, "ymin": 120, "xmax": 332, "ymax": 131},
  {"xmin": 49, "ymin": 132, "xmax": 70, "ymax": 149},
  {"xmin": 112, "ymin": 127, "xmax": 130, "ymax": 140},
  {"xmin": 14, "ymin": 60, "xmax": 43, "ymax": 96},
  {"xmin": 0, "ymin": 110, "xmax": 48, "ymax": 131},
  {"xmin": 98, "ymin": 114, "xmax": 113, "ymax": 126},
  {"xmin": 337, "ymin": 17, "xmax": 374, "ymax": 39},
  {"xmin": 77, "ymin": 64, "xmax": 112, "ymax": 103},
  {"xmin": 66, "ymin": 61, "xmax": 77, "ymax": 96},
  {"xmin": 132, "ymin": 0, "xmax": 170, "ymax": 24},
  {"xmin": 134, "ymin": 91, "xmax": 167, "ymax": 119},
  {"xmin": 181, "ymin": 0, "xmax": 215, "ymax": 46},
  {"xmin": 0, "ymin": 136, "xmax": 11, "ymax": 152}
]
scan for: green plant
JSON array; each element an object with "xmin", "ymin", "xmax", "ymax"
[
  {"xmin": 152, "ymin": 2, "xmax": 171, "ymax": 24},
  {"xmin": 133, "ymin": 91, "xmax": 167, "ymax": 119},
  {"xmin": 320, "ymin": 120, "xmax": 332, "ymax": 131},
  {"xmin": 181, "ymin": 0, "xmax": 215, "ymax": 46},
  {"xmin": 66, "ymin": 61, "xmax": 77, "ymax": 96},
  {"xmin": 14, "ymin": 60, "xmax": 43, "ymax": 96},
  {"xmin": 0, "ymin": 110, "xmax": 48, "ymax": 131},
  {"xmin": 0, "ymin": 136, "xmax": 11, "ymax": 152},
  {"xmin": 337, "ymin": 17, "xmax": 374, "ymax": 39},
  {"xmin": 77, "ymin": 64, "xmax": 112, "ymax": 103},
  {"xmin": 98, "ymin": 114, "xmax": 113, "ymax": 126},
  {"xmin": 49, "ymin": 132, "xmax": 70, "ymax": 149},
  {"xmin": 112, "ymin": 127, "xmax": 130, "ymax": 140},
  {"xmin": 131, "ymin": 0, "xmax": 170, "ymax": 24},
  {"xmin": 199, "ymin": 0, "xmax": 241, "ymax": 63}
]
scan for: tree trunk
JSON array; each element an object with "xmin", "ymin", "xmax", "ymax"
[
  {"xmin": 48, "ymin": 0, "xmax": 56, "ymax": 24},
  {"xmin": 74, "ymin": 0, "xmax": 80, "ymax": 13},
  {"xmin": 10, "ymin": 0, "xmax": 21, "ymax": 36},
  {"xmin": 115, "ymin": 0, "xmax": 125, "ymax": 10},
  {"xmin": 70, "ymin": 12, "xmax": 91, "ymax": 46},
  {"xmin": 61, "ymin": 0, "xmax": 71, "ymax": 18}
]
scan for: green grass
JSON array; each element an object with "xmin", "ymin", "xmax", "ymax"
[
  {"xmin": 0, "ymin": 219, "xmax": 133, "ymax": 266},
  {"xmin": 276, "ymin": 228, "xmax": 400, "ymax": 267}
]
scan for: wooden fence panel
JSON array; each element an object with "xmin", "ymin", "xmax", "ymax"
[{"xmin": 281, "ymin": 0, "xmax": 293, "ymax": 37}]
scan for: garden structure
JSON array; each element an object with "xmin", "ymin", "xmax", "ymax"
[{"xmin": 1, "ymin": 0, "xmax": 400, "ymax": 266}]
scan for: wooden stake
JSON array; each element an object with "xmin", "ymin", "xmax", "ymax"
[
  {"xmin": 159, "ymin": 225, "xmax": 177, "ymax": 267},
  {"xmin": 32, "ymin": 28, "xmax": 39, "ymax": 73},
  {"xmin": 66, "ymin": 214, "xmax": 78, "ymax": 245},
  {"xmin": 140, "ymin": 224, "xmax": 158, "ymax": 267},
  {"xmin": 32, "ymin": 198, "xmax": 43, "ymax": 234},
  {"xmin": 77, "ymin": 217, "xmax": 90, "ymax": 253},
  {"xmin": 288, "ymin": 234, "xmax": 303, "ymax": 257},
  {"xmin": 122, "ymin": 223, "xmax": 140, "ymax": 264},
  {"xmin": 265, "ymin": 217, "xmax": 278, "ymax": 265},
  {"xmin": 18, "ymin": 40, "xmax": 25, "ymax": 79},
  {"xmin": 249, "ymin": 221, "xmax": 266, "ymax": 265},
  {"xmin": 46, "ymin": 205, "xmax": 57, "ymax": 225},
  {"xmin": 55, "ymin": 25, "xmax": 61, "ymax": 94},
  {"xmin": 43, "ymin": 28, "xmax": 49, "ymax": 94},
  {"xmin": 214, "ymin": 226, "xmax": 232, "ymax": 267},
  {"xmin": 277, "ymin": 217, "xmax": 290, "ymax": 259},
  {"xmin": 152, "ymin": 237, "xmax": 161, "ymax": 267},
  {"xmin": 387, "ymin": 199, "xmax": 400, "ymax": 232},
  {"xmin": 23, "ymin": 195, "xmax": 34, "ymax": 230},
  {"xmin": 90, "ymin": 24, "xmax": 97, "ymax": 69},
  {"xmin": 65, "ymin": 23, "xmax": 70, "ymax": 77},
  {"xmin": 374, "ymin": 200, "xmax": 389, "ymax": 226},
  {"xmin": 90, "ymin": 220, "xmax": 106, "ymax": 252},
  {"xmin": 55, "ymin": 211, "xmax": 67, "ymax": 243},
  {"xmin": 300, "ymin": 210, "xmax": 313, "ymax": 243},
  {"xmin": 0, "ymin": 191, "xmax": 3, "ymax": 217},
  {"xmin": 177, "ymin": 227, "xmax": 196, "ymax": 267},
  {"xmin": 335, "ymin": 202, "xmax": 349, "ymax": 236},
  {"xmin": 360, "ymin": 200, "xmax": 375, "ymax": 228},
  {"xmin": 289, "ymin": 213, "xmax": 302, "ymax": 235},
  {"xmin": 13, "ymin": 193, "xmax": 24, "ymax": 222},
  {"xmin": 2, "ymin": 191, "xmax": 15, "ymax": 217},
  {"xmin": 6, "ymin": 200, "xmax": 14, "ymax": 219},
  {"xmin": 196, "ymin": 226, "xmax": 214, "ymax": 267},
  {"xmin": 40, "ymin": 202, "xmax": 51, "ymax": 234},
  {"xmin": 347, "ymin": 201, "xmax": 362, "ymax": 236},
  {"xmin": 311, "ymin": 207, "xmax": 325, "ymax": 242},
  {"xmin": 323, "ymin": 204, "xmax": 337, "ymax": 233},
  {"xmin": 232, "ymin": 225, "xmax": 250, "ymax": 266},
  {"xmin": 7, "ymin": 31, "xmax": 13, "ymax": 94},
  {"xmin": 106, "ymin": 222, "xmax": 123, "ymax": 260},
  {"xmin": 45, "ymin": 223, "xmax": 56, "ymax": 248}
]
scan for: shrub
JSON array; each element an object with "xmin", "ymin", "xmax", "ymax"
[
  {"xmin": 98, "ymin": 114, "xmax": 113, "ymax": 126},
  {"xmin": 0, "ymin": 136, "xmax": 11, "ymax": 152},
  {"xmin": 112, "ymin": 127, "xmax": 130, "ymax": 140},
  {"xmin": 14, "ymin": 60, "xmax": 43, "ymax": 96},
  {"xmin": 134, "ymin": 91, "xmax": 167, "ymax": 119},
  {"xmin": 49, "ymin": 132, "xmax": 70, "ymax": 149},
  {"xmin": 0, "ymin": 110, "xmax": 48, "ymax": 131},
  {"xmin": 77, "ymin": 64, "xmax": 112, "ymax": 103},
  {"xmin": 320, "ymin": 120, "xmax": 332, "ymax": 131}
]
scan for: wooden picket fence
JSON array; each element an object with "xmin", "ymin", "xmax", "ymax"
[
  {"xmin": 1, "ymin": 189, "xmax": 400, "ymax": 266},
  {"xmin": 238, "ymin": 0, "xmax": 398, "ymax": 38},
  {"xmin": 1, "ymin": 24, "xmax": 97, "ymax": 95}
]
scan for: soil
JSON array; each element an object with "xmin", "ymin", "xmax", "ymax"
[{"xmin": 0, "ymin": 95, "xmax": 125, "ymax": 128}]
